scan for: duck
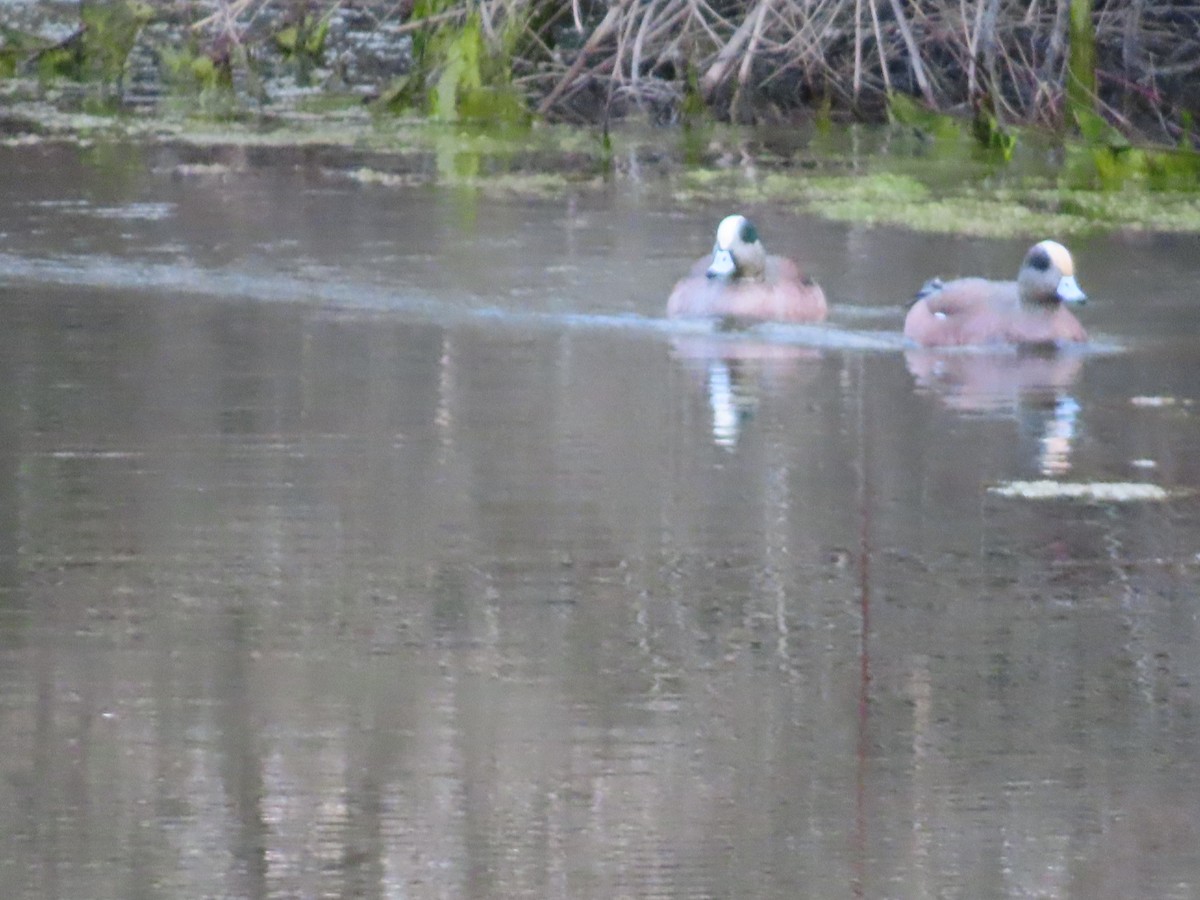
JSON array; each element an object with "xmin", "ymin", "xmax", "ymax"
[
  {"xmin": 903, "ymin": 240, "xmax": 1088, "ymax": 347},
  {"xmin": 667, "ymin": 214, "xmax": 827, "ymax": 324}
]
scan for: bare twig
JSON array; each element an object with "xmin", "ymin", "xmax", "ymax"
[
  {"xmin": 737, "ymin": 0, "xmax": 770, "ymax": 87},
  {"xmin": 537, "ymin": 1, "xmax": 627, "ymax": 115},
  {"xmin": 853, "ymin": 0, "xmax": 864, "ymax": 100},
  {"xmin": 701, "ymin": 0, "xmax": 766, "ymax": 98},
  {"xmin": 887, "ymin": 0, "xmax": 935, "ymax": 104},
  {"xmin": 868, "ymin": 0, "xmax": 891, "ymax": 96},
  {"xmin": 190, "ymin": 0, "xmax": 258, "ymax": 33},
  {"xmin": 630, "ymin": 0, "xmax": 660, "ymax": 91},
  {"xmin": 391, "ymin": 7, "xmax": 471, "ymax": 37}
]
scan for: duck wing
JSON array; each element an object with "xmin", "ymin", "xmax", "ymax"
[{"xmin": 914, "ymin": 278, "xmax": 1006, "ymax": 318}]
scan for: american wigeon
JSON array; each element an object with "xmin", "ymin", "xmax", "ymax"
[
  {"xmin": 667, "ymin": 214, "xmax": 828, "ymax": 323},
  {"xmin": 903, "ymin": 240, "xmax": 1088, "ymax": 347}
]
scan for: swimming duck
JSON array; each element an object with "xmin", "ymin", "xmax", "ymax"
[
  {"xmin": 903, "ymin": 240, "xmax": 1088, "ymax": 347},
  {"xmin": 667, "ymin": 214, "xmax": 827, "ymax": 324}
]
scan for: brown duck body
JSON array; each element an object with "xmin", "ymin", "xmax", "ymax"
[
  {"xmin": 903, "ymin": 240, "xmax": 1089, "ymax": 348},
  {"xmin": 667, "ymin": 214, "xmax": 827, "ymax": 324},
  {"xmin": 903, "ymin": 277, "xmax": 1087, "ymax": 346},
  {"xmin": 667, "ymin": 255, "xmax": 827, "ymax": 323}
]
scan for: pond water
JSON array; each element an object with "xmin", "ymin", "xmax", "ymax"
[{"xmin": 1, "ymin": 141, "xmax": 1199, "ymax": 899}]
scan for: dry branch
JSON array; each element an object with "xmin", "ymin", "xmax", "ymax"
[
  {"xmin": 536, "ymin": 1, "xmax": 627, "ymax": 115},
  {"xmin": 700, "ymin": 0, "xmax": 766, "ymax": 97}
]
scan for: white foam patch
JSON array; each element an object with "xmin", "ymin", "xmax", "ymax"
[
  {"xmin": 989, "ymin": 480, "xmax": 1174, "ymax": 501},
  {"xmin": 1131, "ymin": 395, "xmax": 1188, "ymax": 407}
]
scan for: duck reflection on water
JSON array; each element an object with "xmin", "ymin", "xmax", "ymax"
[
  {"xmin": 669, "ymin": 332, "xmax": 822, "ymax": 450},
  {"xmin": 905, "ymin": 346, "xmax": 1086, "ymax": 476}
]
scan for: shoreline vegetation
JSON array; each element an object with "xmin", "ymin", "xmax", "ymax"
[
  {"xmin": 1, "ymin": 1, "xmax": 1196, "ymax": 137},
  {"xmin": 2, "ymin": 1, "xmax": 1200, "ymax": 236}
]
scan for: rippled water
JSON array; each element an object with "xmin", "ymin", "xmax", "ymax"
[{"xmin": 1, "ymin": 142, "xmax": 1199, "ymax": 899}]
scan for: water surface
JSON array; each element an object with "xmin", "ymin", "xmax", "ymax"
[{"xmin": 2, "ymin": 142, "xmax": 1199, "ymax": 899}]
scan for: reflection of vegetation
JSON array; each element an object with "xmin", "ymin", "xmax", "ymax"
[
  {"xmin": 882, "ymin": 91, "xmax": 1200, "ymax": 195},
  {"xmin": 677, "ymin": 156, "xmax": 1200, "ymax": 237},
  {"xmin": 416, "ymin": 124, "xmax": 602, "ymax": 190},
  {"xmin": 3, "ymin": 82, "xmax": 1198, "ymax": 238},
  {"xmin": 78, "ymin": 140, "xmax": 148, "ymax": 198}
]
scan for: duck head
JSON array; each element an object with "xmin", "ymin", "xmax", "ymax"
[
  {"xmin": 706, "ymin": 214, "xmax": 768, "ymax": 282},
  {"xmin": 1019, "ymin": 240, "xmax": 1087, "ymax": 307}
]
